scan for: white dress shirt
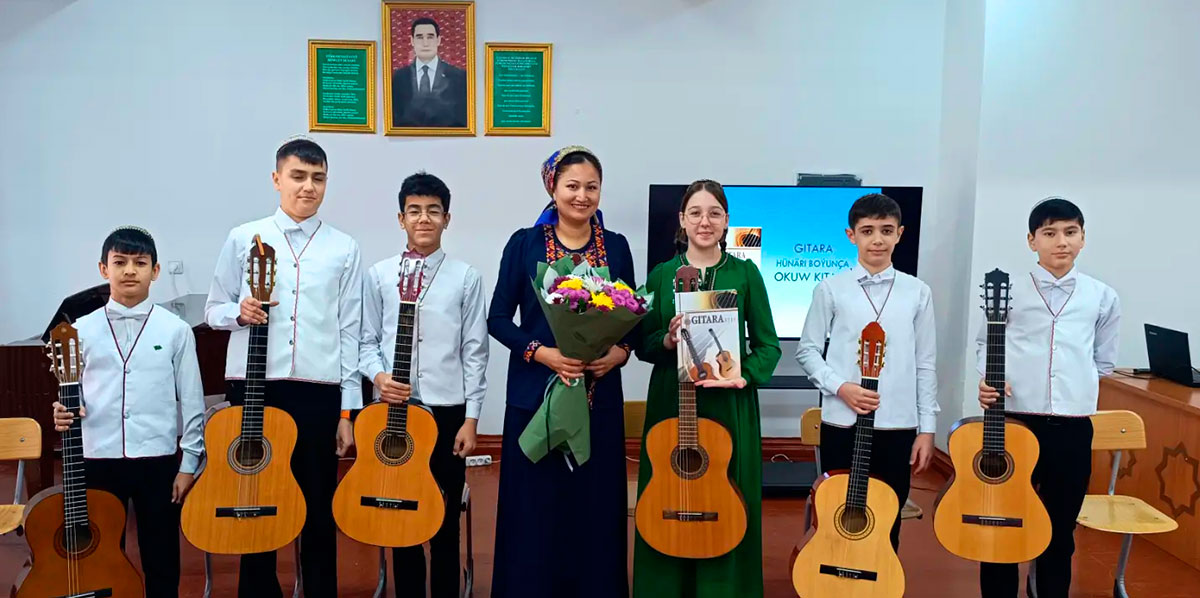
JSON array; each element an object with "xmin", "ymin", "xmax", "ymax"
[
  {"xmin": 75, "ymin": 298, "xmax": 205, "ymax": 473},
  {"xmin": 360, "ymin": 249, "xmax": 489, "ymax": 419},
  {"xmin": 796, "ymin": 264, "xmax": 940, "ymax": 432},
  {"xmin": 975, "ymin": 265, "xmax": 1121, "ymax": 416},
  {"xmin": 205, "ymin": 208, "xmax": 363, "ymax": 410},
  {"xmin": 415, "ymin": 56, "xmax": 441, "ymax": 90}
]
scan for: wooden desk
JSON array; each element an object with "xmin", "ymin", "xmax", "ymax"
[{"xmin": 1091, "ymin": 374, "xmax": 1200, "ymax": 570}]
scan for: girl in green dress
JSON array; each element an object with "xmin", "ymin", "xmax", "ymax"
[{"xmin": 633, "ymin": 180, "xmax": 781, "ymax": 597}]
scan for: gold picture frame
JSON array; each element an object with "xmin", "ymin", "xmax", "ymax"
[
  {"xmin": 308, "ymin": 39, "xmax": 377, "ymax": 133},
  {"xmin": 382, "ymin": 1, "xmax": 476, "ymax": 136},
  {"xmin": 484, "ymin": 42, "xmax": 552, "ymax": 136}
]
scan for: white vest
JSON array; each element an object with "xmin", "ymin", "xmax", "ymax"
[
  {"xmin": 821, "ymin": 270, "xmax": 923, "ymax": 429},
  {"xmin": 220, "ymin": 217, "xmax": 358, "ymax": 384},
  {"xmin": 1006, "ymin": 272, "xmax": 1106, "ymax": 416},
  {"xmin": 75, "ymin": 306, "xmax": 188, "ymax": 459}
]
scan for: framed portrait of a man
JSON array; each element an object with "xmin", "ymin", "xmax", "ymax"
[{"xmin": 382, "ymin": 1, "xmax": 476, "ymax": 136}]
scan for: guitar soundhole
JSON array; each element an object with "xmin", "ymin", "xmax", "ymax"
[
  {"xmin": 54, "ymin": 523, "xmax": 98, "ymax": 559},
  {"xmin": 670, "ymin": 446, "xmax": 709, "ymax": 480},
  {"xmin": 834, "ymin": 505, "xmax": 876, "ymax": 540},
  {"xmin": 228, "ymin": 437, "xmax": 272, "ymax": 474},
  {"xmin": 974, "ymin": 450, "xmax": 1015, "ymax": 484},
  {"xmin": 375, "ymin": 431, "xmax": 414, "ymax": 466}
]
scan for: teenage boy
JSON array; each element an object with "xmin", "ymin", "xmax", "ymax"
[
  {"xmin": 204, "ymin": 137, "xmax": 362, "ymax": 598},
  {"xmin": 360, "ymin": 171, "xmax": 488, "ymax": 598},
  {"xmin": 52, "ymin": 226, "xmax": 205, "ymax": 598},
  {"xmin": 977, "ymin": 197, "xmax": 1120, "ymax": 598},
  {"xmin": 795, "ymin": 192, "xmax": 939, "ymax": 549}
]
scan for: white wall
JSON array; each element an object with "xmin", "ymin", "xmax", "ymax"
[
  {"xmin": 962, "ymin": 0, "xmax": 1200, "ymax": 417},
  {"xmin": 0, "ymin": 0, "xmax": 963, "ymax": 435}
]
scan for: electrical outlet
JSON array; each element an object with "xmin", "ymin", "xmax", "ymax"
[
  {"xmin": 465, "ymin": 455, "xmax": 492, "ymax": 467},
  {"xmin": 168, "ymin": 261, "xmax": 184, "ymax": 274}
]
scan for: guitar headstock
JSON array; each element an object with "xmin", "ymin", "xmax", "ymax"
[
  {"xmin": 46, "ymin": 322, "xmax": 83, "ymax": 384},
  {"xmin": 398, "ymin": 250, "xmax": 425, "ymax": 302},
  {"xmin": 675, "ymin": 265, "xmax": 701, "ymax": 293},
  {"xmin": 247, "ymin": 235, "xmax": 277, "ymax": 302},
  {"xmin": 982, "ymin": 268, "xmax": 1012, "ymax": 322},
  {"xmin": 858, "ymin": 321, "xmax": 886, "ymax": 379}
]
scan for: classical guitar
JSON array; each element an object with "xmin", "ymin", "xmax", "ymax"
[
  {"xmin": 635, "ymin": 265, "xmax": 747, "ymax": 559},
  {"xmin": 680, "ymin": 328, "xmax": 715, "ymax": 382},
  {"xmin": 16, "ymin": 322, "xmax": 145, "ymax": 598},
  {"xmin": 708, "ymin": 328, "xmax": 736, "ymax": 378},
  {"xmin": 333, "ymin": 252, "xmax": 445, "ymax": 547},
  {"xmin": 792, "ymin": 322, "xmax": 904, "ymax": 598},
  {"xmin": 933, "ymin": 269, "xmax": 1051, "ymax": 562},
  {"xmin": 182, "ymin": 235, "xmax": 306, "ymax": 554}
]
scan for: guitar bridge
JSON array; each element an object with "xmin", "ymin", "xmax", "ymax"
[
  {"xmin": 662, "ymin": 510, "xmax": 718, "ymax": 522},
  {"xmin": 215, "ymin": 506, "xmax": 277, "ymax": 518},
  {"xmin": 54, "ymin": 590, "xmax": 113, "ymax": 598},
  {"xmin": 963, "ymin": 514, "xmax": 1023, "ymax": 528},
  {"xmin": 818, "ymin": 564, "xmax": 878, "ymax": 581},
  {"xmin": 362, "ymin": 496, "xmax": 419, "ymax": 511}
]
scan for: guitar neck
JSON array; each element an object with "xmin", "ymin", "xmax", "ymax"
[
  {"xmin": 59, "ymin": 381, "xmax": 89, "ymax": 527},
  {"xmin": 678, "ymin": 380, "xmax": 698, "ymax": 449},
  {"xmin": 982, "ymin": 320, "xmax": 1007, "ymax": 454},
  {"xmin": 387, "ymin": 301, "xmax": 418, "ymax": 434},
  {"xmin": 241, "ymin": 304, "xmax": 270, "ymax": 442},
  {"xmin": 845, "ymin": 376, "xmax": 878, "ymax": 510}
]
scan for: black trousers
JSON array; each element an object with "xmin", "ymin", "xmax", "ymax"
[
  {"xmin": 820, "ymin": 423, "xmax": 917, "ymax": 550},
  {"xmin": 980, "ymin": 414, "xmax": 1093, "ymax": 598},
  {"xmin": 85, "ymin": 454, "xmax": 182, "ymax": 598},
  {"xmin": 392, "ymin": 404, "xmax": 467, "ymax": 598},
  {"xmin": 227, "ymin": 380, "xmax": 341, "ymax": 598}
]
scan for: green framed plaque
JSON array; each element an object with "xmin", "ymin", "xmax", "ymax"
[
  {"xmin": 308, "ymin": 40, "xmax": 376, "ymax": 133},
  {"xmin": 485, "ymin": 43, "xmax": 552, "ymax": 136}
]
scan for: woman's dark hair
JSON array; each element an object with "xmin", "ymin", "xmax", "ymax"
[
  {"xmin": 674, "ymin": 179, "xmax": 729, "ymax": 254},
  {"xmin": 552, "ymin": 151, "xmax": 603, "ymax": 190}
]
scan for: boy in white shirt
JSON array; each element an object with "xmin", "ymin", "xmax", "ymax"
[
  {"xmin": 796, "ymin": 193, "xmax": 939, "ymax": 549},
  {"xmin": 360, "ymin": 171, "xmax": 488, "ymax": 598},
  {"xmin": 52, "ymin": 226, "xmax": 205, "ymax": 598},
  {"xmin": 977, "ymin": 197, "xmax": 1120, "ymax": 598},
  {"xmin": 204, "ymin": 138, "xmax": 362, "ymax": 598}
]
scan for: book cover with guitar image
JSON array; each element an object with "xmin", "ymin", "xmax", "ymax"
[
  {"xmin": 726, "ymin": 226, "xmax": 762, "ymax": 270},
  {"xmin": 676, "ymin": 289, "xmax": 741, "ymax": 384}
]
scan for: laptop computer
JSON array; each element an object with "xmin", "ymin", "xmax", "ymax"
[{"xmin": 1145, "ymin": 324, "xmax": 1200, "ymax": 388}]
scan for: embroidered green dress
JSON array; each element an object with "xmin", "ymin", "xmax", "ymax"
[{"xmin": 632, "ymin": 253, "xmax": 781, "ymax": 597}]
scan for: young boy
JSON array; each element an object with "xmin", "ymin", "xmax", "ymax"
[
  {"xmin": 52, "ymin": 226, "xmax": 205, "ymax": 598},
  {"xmin": 795, "ymin": 192, "xmax": 939, "ymax": 549},
  {"xmin": 204, "ymin": 137, "xmax": 362, "ymax": 598},
  {"xmin": 360, "ymin": 171, "xmax": 488, "ymax": 598},
  {"xmin": 977, "ymin": 197, "xmax": 1120, "ymax": 598}
]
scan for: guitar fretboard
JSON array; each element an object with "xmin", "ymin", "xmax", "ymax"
[
  {"xmin": 983, "ymin": 321, "xmax": 1007, "ymax": 456},
  {"xmin": 241, "ymin": 304, "xmax": 270, "ymax": 441},
  {"xmin": 678, "ymin": 381, "xmax": 698, "ymax": 449},
  {"xmin": 386, "ymin": 301, "xmax": 418, "ymax": 435},
  {"xmin": 845, "ymin": 377, "xmax": 878, "ymax": 510},
  {"xmin": 59, "ymin": 381, "xmax": 89, "ymax": 527}
]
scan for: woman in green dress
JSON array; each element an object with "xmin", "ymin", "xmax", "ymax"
[{"xmin": 633, "ymin": 179, "xmax": 781, "ymax": 597}]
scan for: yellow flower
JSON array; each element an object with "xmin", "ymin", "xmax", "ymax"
[
  {"xmin": 557, "ymin": 278, "xmax": 584, "ymax": 290},
  {"xmin": 589, "ymin": 292, "xmax": 614, "ymax": 310},
  {"xmin": 613, "ymin": 282, "xmax": 633, "ymax": 294}
]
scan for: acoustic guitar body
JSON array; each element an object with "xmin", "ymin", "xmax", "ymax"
[
  {"xmin": 333, "ymin": 402, "xmax": 445, "ymax": 547},
  {"xmin": 934, "ymin": 418, "xmax": 1051, "ymax": 563},
  {"xmin": 181, "ymin": 405, "xmax": 306, "ymax": 554},
  {"xmin": 635, "ymin": 417, "xmax": 746, "ymax": 559},
  {"xmin": 16, "ymin": 487, "xmax": 145, "ymax": 598},
  {"xmin": 792, "ymin": 473, "xmax": 904, "ymax": 598}
]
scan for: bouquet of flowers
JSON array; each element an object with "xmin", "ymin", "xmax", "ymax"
[{"xmin": 518, "ymin": 257, "xmax": 653, "ymax": 467}]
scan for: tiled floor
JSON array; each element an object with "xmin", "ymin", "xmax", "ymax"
[{"xmin": 2, "ymin": 459, "xmax": 1197, "ymax": 597}]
